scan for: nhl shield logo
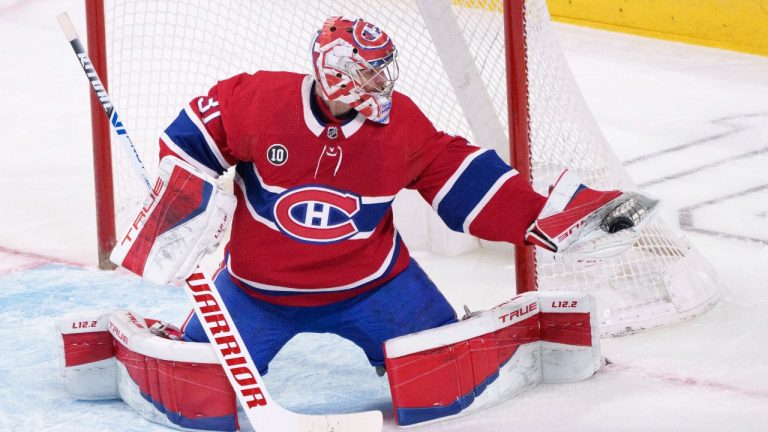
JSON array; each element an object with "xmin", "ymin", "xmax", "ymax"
[{"xmin": 327, "ymin": 126, "xmax": 338, "ymax": 140}]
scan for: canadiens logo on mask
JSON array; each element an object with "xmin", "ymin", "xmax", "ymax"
[
  {"xmin": 312, "ymin": 17, "xmax": 399, "ymax": 124},
  {"xmin": 357, "ymin": 23, "xmax": 385, "ymax": 44}
]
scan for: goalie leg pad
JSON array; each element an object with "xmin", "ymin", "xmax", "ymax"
[
  {"xmin": 58, "ymin": 310, "xmax": 238, "ymax": 432},
  {"xmin": 383, "ymin": 291, "xmax": 601, "ymax": 427},
  {"xmin": 383, "ymin": 293, "xmax": 542, "ymax": 427},
  {"xmin": 110, "ymin": 310, "xmax": 238, "ymax": 432}
]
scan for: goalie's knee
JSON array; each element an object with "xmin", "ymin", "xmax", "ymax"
[
  {"xmin": 57, "ymin": 310, "xmax": 238, "ymax": 432},
  {"xmin": 382, "ymin": 291, "xmax": 601, "ymax": 427}
]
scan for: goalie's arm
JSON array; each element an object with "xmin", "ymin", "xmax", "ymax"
[
  {"xmin": 407, "ymin": 134, "xmax": 657, "ymax": 256},
  {"xmin": 407, "ymin": 134, "xmax": 547, "ymax": 245},
  {"xmin": 158, "ymin": 76, "xmax": 250, "ymax": 177}
]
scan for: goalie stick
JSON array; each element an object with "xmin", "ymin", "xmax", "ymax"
[{"xmin": 57, "ymin": 12, "xmax": 383, "ymax": 432}]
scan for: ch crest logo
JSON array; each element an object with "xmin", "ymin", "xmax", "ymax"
[
  {"xmin": 361, "ymin": 24, "xmax": 381, "ymax": 41},
  {"xmin": 353, "ymin": 20, "xmax": 390, "ymax": 49},
  {"xmin": 273, "ymin": 186, "xmax": 360, "ymax": 243},
  {"xmin": 267, "ymin": 144, "xmax": 288, "ymax": 166}
]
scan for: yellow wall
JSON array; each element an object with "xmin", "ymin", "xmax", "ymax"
[{"xmin": 547, "ymin": 0, "xmax": 768, "ymax": 57}]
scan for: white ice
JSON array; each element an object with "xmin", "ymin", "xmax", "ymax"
[{"xmin": 1, "ymin": 0, "xmax": 768, "ymax": 431}]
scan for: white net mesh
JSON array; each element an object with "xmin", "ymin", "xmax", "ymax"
[
  {"xmin": 521, "ymin": 0, "xmax": 718, "ymax": 334},
  {"xmin": 99, "ymin": 0, "xmax": 718, "ymax": 335}
]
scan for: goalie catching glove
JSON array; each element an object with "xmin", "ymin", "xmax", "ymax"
[
  {"xmin": 525, "ymin": 170, "xmax": 659, "ymax": 259},
  {"xmin": 110, "ymin": 157, "xmax": 236, "ymax": 285}
]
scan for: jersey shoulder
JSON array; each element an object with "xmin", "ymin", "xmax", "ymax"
[
  {"xmin": 217, "ymin": 70, "xmax": 306, "ymax": 105},
  {"xmin": 386, "ymin": 91, "xmax": 439, "ymax": 142},
  {"xmin": 215, "ymin": 71, "xmax": 308, "ymax": 159},
  {"xmin": 390, "ymin": 91, "xmax": 430, "ymax": 124},
  {"xmin": 389, "ymin": 90, "xmax": 445, "ymax": 139},
  {"xmin": 387, "ymin": 90, "xmax": 473, "ymax": 183}
]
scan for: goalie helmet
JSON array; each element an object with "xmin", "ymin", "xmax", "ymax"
[{"xmin": 311, "ymin": 16, "xmax": 399, "ymax": 124}]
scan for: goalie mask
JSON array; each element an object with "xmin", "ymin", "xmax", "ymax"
[{"xmin": 312, "ymin": 16, "xmax": 399, "ymax": 124}]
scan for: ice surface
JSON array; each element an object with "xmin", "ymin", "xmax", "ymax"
[{"xmin": 1, "ymin": 0, "xmax": 768, "ymax": 431}]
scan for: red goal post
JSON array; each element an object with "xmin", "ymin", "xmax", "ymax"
[
  {"xmin": 85, "ymin": 0, "xmax": 114, "ymax": 269},
  {"xmin": 84, "ymin": 0, "xmax": 719, "ymax": 335}
]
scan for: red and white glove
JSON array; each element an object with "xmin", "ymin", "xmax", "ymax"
[
  {"xmin": 110, "ymin": 157, "xmax": 236, "ymax": 285},
  {"xmin": 525, "ymin": 170, "xmax": 658, "ymax": 259}
]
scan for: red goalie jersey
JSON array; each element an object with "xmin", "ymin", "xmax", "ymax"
[{"xmin": 159, "ymin": 71, "xmax": 545, "ymax": 307}]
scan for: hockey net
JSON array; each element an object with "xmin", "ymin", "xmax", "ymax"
[{"xmin": 88, "ymin": 0, "xmax": 719, "ymax": 335}]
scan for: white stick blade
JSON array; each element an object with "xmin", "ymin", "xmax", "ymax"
[{"xmin": 298, "ymin": 411, "xmax": 383, "ymax": 432}]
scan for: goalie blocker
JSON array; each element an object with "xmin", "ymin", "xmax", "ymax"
[
  {"xmin": 57, "ymin": 291, "xmax": 599, "ymax": 430},
  {"xmin": 110, "ymin": 157, "xmax": 236, "ymax": 285}
]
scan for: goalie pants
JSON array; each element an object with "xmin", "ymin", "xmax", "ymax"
[{"xmin": 181, "ymin": 259, "xmax": 458, "ymax": 374}]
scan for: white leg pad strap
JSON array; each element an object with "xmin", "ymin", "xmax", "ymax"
[
  {"xmin": 57, "ymin": 310, "xmax": 119, "ymax": 400},
  {"xmin": 539, "ymin": 291, "xmax": 602, "ymax": 383}
]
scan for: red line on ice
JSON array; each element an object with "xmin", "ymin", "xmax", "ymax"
[
  {"xmin": 0, "ymin": 246, "xmax": 87, "ymax": 275},
  {"xmin": 606, "ymin": 363, "xmax": 768, "ymax": 399},
  {"xmin": 0, "ymin": 0, "xmax": 34, "ymax": 16}
]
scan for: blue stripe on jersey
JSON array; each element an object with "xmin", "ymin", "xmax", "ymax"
[
  {"xmin": 236, "ymin": 163, "xmax": 278, "ymax": 222},
  {"xmin": 165, "ymin": 109, "xmax": 227, "ymax": 175},
  {"xmin": 353, "ymin": 201, "xmax": 391, "ymax": 232},
  {"xmin": 437, "ymin": 151, "xmax": 512, "ymax": 232},
  {"xmin": 236, "ymin": 163, "xmax": 393, "ymax": 234}
]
